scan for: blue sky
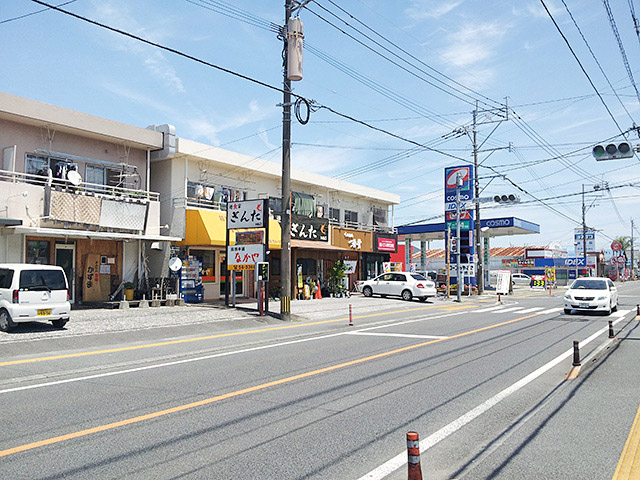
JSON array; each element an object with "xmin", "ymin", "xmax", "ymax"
[{"xmin": 3, "ymin": 0, "xmax": 640, "ymax": 254}]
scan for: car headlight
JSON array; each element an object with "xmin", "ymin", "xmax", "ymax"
[
  {"xmin": 597, "ymin": 296, "xmax": 606, "ymax": 301},
  {"xmin": 564, "ymin": 294, "xmax": 572, "ymax": 300}
]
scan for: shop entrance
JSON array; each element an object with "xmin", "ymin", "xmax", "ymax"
[{"xmin": 55, "ymin": 243, "xmax": 76, "ymax": 303}]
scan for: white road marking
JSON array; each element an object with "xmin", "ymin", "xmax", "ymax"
[
  {"xmin": 357, "ymin": 314, "xmax": 630, "ymax": 480},
  {"xmin": 0, "ymin": 311, "xmax": 468, "ymax": 395},
  {"xmin": 492, "ymin": 307, "xmax": 525, "ymax": 313},
  {"xmin": 612, "ymin": 309, "xmax": 631, "ymax": 317},
  {"xmin": 346, "ymin": 332, "xmax": 448, "ymax": 340},
  {"xmin": 513, "ymin": 307, "xmax": 545, "ymax": 314},
  {"xmin": 473, "ymin": 305, "xmax": 512, "ymax": 313},
  {"xmin": 537, "ymin": 307, "xmax": 563, "ymax": 314}
]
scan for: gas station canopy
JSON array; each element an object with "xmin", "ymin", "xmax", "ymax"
[{"xmin": 398, "ymin": 217, "xmax": 540, "ymax": 241}]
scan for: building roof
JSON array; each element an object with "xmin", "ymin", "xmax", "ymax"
[
  {"xmin": 173, "ymin": 138, "xmax": 400, "ymax": 206},
  {"xmin": 0, "ymin": 92, "xmax": 164, "ymax": 150}
]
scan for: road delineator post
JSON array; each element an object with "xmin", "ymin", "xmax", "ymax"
[
  {"xmin": 609, "ymin": 320, "xmax": 615, "ymax": 339},
  {"xmin": 637, "ymin": 304, "xmax": 639, "ymax": 316},
  {"xmin": 349, "ymin": 304, "xmax": 353, "ymax": 326},
  {"xmin": 406, "ymin": 431, "xmax": 423, "ymax": 480},
  {"xmin": 572, "ymin": 340, "xmax": 581, "ymax": 367}
]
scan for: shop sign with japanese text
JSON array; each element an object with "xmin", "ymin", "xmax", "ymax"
[
  {"xmin": 227, "ymin": 244, "xmax": 264, "ymax": 270},
  {"xmin": 332, "ymin": 227, "xmax": 373, "ymax": 252},
  {"xmin": 374, "ymin": 233, "xmax": 397, "ymax": 253},
  {"xmin": 291, "ymin": 215, "xmax": 329, "ymax": 242},
  {"xmin": 227, "ymin": 200, "xmax": 266, "ymax": 229}
]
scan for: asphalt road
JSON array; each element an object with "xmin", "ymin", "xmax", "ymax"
[{"xmin": 1, "ymin": 283, "xmax": 639, "ymax": 479}]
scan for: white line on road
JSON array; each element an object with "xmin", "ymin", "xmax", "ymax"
[
  {"xmin": 537, "ymin": 307, "xmax": 563, "ymax": 314},
  {"xmin": 356, "ymin": 314, "xmax": 630, "ymax": 480},
  {"xmin": 472, "ymin": 305, "xmax": 513, "ymax": 313},
  {"xmin": 0, "ymin": 311, "xmax": 467, "ymax": 395},
  {"xmin": 492, "ymin": 307, "xmax": 525, "ymax": 313},
  {"xmin": 346, "ymin": 332, "xmax": 448, "ymax": 340},
  {"xmin": 513, "ymin": 307, "xmax": 545, "ymax": 314}
]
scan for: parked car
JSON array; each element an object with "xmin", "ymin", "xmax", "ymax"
[
  {"xmin": 563, "ymin": 277, "xmax": 618, "ymax": 315},
  {"xmin": 360, "ymin": 272, "xmax": 437, "ymax": 302},
  {"xmin": 511, "ymin": 273, "xmax": 531, "ymax": 285},
  {"xmin": 0, "ymin": 264, "xmax": 71, "ymax": 332}
]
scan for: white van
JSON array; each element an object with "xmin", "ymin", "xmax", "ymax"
[{"xmin": 0, "ymin": 264, "xmax": 71, "ymax": 332}]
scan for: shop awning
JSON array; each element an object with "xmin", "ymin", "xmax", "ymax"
[{"xmin": 182, "ymin": 209, "xmax": 281, "ymax": 249}]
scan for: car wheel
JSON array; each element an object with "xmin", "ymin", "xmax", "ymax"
[
  {"xmin": 564, "ymin": 308, "xmax": 571, "ymax": 315},
  {"xmin": 363, "ymin": 286, "xmax": 373, "ymax": 297},
  {"xmin": 51, "ymin": 318, "xmax": 68, "ymax": 329},
  {"xmin": 401, "ymin": 289, "xmax": 413, "ymax": 301},
  {"xmin": 0, "ymin": 309, "xmax": 14, "ymax": 332}
]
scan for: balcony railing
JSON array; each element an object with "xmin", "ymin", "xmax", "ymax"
[{"xmin": 0, "ymin": 169, "xmax": 160, "ymax": 202}]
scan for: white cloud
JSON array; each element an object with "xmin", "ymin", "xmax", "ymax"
[
  {"xmin": 405, "ymin": 0, "xmax": 464, "ymax": 19},
  {"xmin": 512, "ymin": 1, "xmax": 564, "ymax": 19},
  {"xmin": 441, "ymin": 22, "xmax": 506, "ymax": 68},
  {"xmin": 91, "ymin": 1, "xmax": 185, "ymax": 92}
]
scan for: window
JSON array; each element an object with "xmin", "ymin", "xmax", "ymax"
[
  {"xmin": 373, "ymin": 207, "xmax": 387, "ymax": 225},
  {"xmin": 0, "ymin": 269, "xmax": 13, "ymax": 288},
  {"xmin": 25, "ymin": 154, "xmax": 52, "ymax": 176},
  {"xmin": 296, "ymin": 258, "xmax": 316, "ymax": 275},
  {"xmin": 345, "ymin": 210, "xmax": 358, "ymax": 224},
  {"xmin": 391, "ymin": 273, "xmax": 405, "ymax": 282},
  {"xmin": 329, "ymin": 207, "xmax": 340, "ymax": 222},
  {"xmin": 291, "ymin": 192, "xmax": 316, "ymax": 217},
  {"xmin": 26, "ymin": 240, "xmax": 50, "ymax": 265},
  {"xmin": 19, "ymin": 270, "xmax": 66, "ymax": 290},
  {"xmin": 269, "ymin": 197, "xmax": 283, "ymax": 214}
]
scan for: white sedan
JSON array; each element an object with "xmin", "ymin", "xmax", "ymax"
[
  {"xmin": 564, "ymin": 277, "xmax": 618, "ymax": 315},
  {"xmin": 359, "ymin": 272, "xmax": 437, "ymax": 302}
]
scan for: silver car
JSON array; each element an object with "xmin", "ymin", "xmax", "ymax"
[{"xmin": 360, "ymin": 272, "xmax": 437, "ymax": 302}]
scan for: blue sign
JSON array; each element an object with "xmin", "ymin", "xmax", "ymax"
[
  {"xmin": 444, "ymin": 165, "xmax": 474, "ymax": 204},
  {"xmin": 555, "ymin": 257, "xmax": 586, "ymax": 267}
]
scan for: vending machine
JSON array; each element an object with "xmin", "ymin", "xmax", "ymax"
[{"xmin": 180, "ymin": 256, "xmax": 204, "ymax": 303}]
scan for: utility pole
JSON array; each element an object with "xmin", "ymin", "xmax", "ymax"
[
  {"xmin": 581, "ymin": 184, "xmax": 588, "ymax": 277},
  {"xmin": 631, "ymin": 218, "xmax": 635, "ymax": 279},
  {"xmin": 280, "ymin": 0, "xmax": 293, "ymax": 321},
  {"xmin": 456, "ymin": 172, "xmax": 462, "ymax": 303},
  {"xmin": 473, "ymin": 101, "xmax": 481, "ymax": 294}
]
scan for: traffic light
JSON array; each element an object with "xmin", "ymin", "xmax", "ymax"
[
  {"xmin": 493, "ymin": 194, "xmax": 520, "ymax": 204},
  {"xmin": 450, "ymin": 236, "xmax": 459, "ymax": 254},
  {"xmin": 592, "ymin": 141, "xmax": 634, "ymax": 160}
]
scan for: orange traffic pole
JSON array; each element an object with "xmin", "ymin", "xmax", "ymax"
[{"xmin": 406, "ymin": 431, "xmax": 423, "ymax": 480}]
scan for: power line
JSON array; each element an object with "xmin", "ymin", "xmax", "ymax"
[
  {"xmin": 540, "ymin": 0, "xmax": 628, "ymax": 136},
  {"xmin": 602, "ymin": 0, "xmax": 640, "ymax": 104},
  {"xmin": 312, "ymin": 0, "xmax": 503, "ymax": 109},
  {"xmin": 0, "ymin": 0, "xmax": 76, "ymax": 24}
]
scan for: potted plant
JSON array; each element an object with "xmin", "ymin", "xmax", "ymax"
[
  {"xmin": 328, "ymin": 260, "xmax": 348, "ymax": 297},
  {"xmin": 123, "ymin": 281, "xmax": 135, "ymax": 301}
]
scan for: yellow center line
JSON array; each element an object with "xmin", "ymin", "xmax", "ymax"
[
  {"xmin": 0, "ymin": 304, "xmax": 446, "ymax": 367},
  {"xmin": 612, "ymin": 401, "xmax": 640, "ymax": 479},
  {"xmin": 0, "ymin": 311, "xmax": 541, "ymax": 458}
]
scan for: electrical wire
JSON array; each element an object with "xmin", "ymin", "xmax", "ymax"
[{"xmin": 0, "ymin": 0, "xmax": 76, "ymax": 24}]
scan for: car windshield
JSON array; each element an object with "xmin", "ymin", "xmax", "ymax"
[
  {"xmin": 411, "ymin": 274, "xmax": 427, "ymax": 281},
  {"xmin": 571, "ymin": 279, "xmax": 607, "ymax": 290},
  {"xmin": 19, "ymin": 270, "xmax": 66, "ymax": 291}
]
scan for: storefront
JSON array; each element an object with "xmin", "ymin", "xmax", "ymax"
[
  {"xmin": 179, "ymin": 208, "xmax": 280, "ymax": 301},
  {"xmin": 331, "ymin": 226, "xmax": 373, "ymax": 290},
  {"xmin": 364, "ymin": 232, "xmax": 398, "ymax": 279}
]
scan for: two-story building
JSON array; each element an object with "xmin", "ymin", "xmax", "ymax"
[
  {"xmin": 148, "ymin": 125, "xmax": 400, "ymax": 301},
  {"xmin": 0, "ymin": 93, "xmax": 178, "ymax": 303}
]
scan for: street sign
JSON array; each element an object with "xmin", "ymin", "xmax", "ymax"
[
  {"xmin": 228, "ymin": 244, "xmax": 264, "ymax": 270},
  {"xmin": 226, "ymin": 199, "xmax": 267, "ymax": 229},
  {"xmin": 611, "ymin": 241, "xmax": 623, "ymax": 252},
  {"xmin": 617, "ymin": 256, "xmax": 626, "ymax": 265}
]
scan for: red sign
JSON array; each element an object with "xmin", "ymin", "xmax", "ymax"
[
  {"xmin": 611, "ymin": 241, "xmax": 623, "ymax": 252},
  {"xmin": 377, "ymin": 237, "xmax": 396, "ymax": 252},
  {"xmin": 446, "ymin": 210, "xmax": 471, "ymax": 221}
]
